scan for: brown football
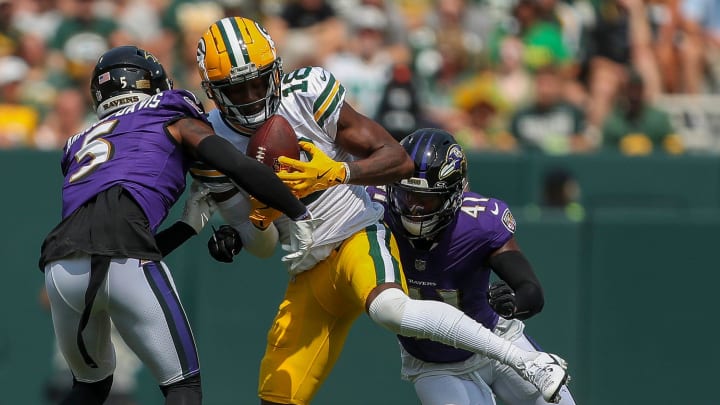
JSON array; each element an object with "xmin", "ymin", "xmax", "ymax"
[{"xmin": 246, "ymin": 115, "xmax": 300, "ymax": 172}]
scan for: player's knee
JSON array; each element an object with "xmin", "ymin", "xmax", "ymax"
[
  {"xmin": 368, "ymin": 287, "xmax": 408, "ymax": 334},
  {"xmin": 160, "ymin": 373, "xmax": 202, "ymax": 403}
]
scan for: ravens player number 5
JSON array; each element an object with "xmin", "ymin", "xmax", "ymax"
[{"xmin": 38, "ymin": 45, "xmax": 317, "ymax": 405}]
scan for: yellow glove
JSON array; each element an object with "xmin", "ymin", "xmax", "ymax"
[
  {"xmin": 277, "ymin": 141, "xmax": 348, "ymax": 198},
  {"xmin": 248, "ymin": 196, "xmax": 283, "ymax": 230}
]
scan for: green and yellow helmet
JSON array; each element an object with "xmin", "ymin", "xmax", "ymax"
[{"xmin": 196, "ymin": 17, "xmax": 283, "ymax": 128}]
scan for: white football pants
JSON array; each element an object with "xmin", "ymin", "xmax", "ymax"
[{"xmin": 44, "ymin": 254, "xmax": 199, "ymax": 386}]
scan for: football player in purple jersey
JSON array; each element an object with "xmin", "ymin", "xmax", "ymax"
[
  {"xmin": 367, "ymin": 128, "xmax": 576, "ymax": 405},
  {"xmin": 38, "ymin": 45, "xmax": 319, "ymax": 405}
]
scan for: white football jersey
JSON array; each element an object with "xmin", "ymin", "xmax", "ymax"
[{"xmin": 192, "ymin": 66, "xmax": 384, "ymax": 265}]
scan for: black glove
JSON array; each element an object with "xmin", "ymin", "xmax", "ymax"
[
  {"xmin": 208, "ymin": 225, "xmax": 243, "ymax": 263},
  {"xmin": 488, "ymin": 281, "xmax": 517, "ymax": 319}
]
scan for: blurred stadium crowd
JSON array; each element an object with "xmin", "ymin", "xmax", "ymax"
[{"xmin": 2, "ymin": 0, "xmax": 720, "ymax": 155}]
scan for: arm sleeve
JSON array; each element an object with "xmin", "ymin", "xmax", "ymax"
[
  {"xmin": 154, "ymin": 221, "xmax": 196, "ymax": 257},
  {"xmin": 196, "ymin": 135, "xmax": 308, "ymax": 220},
  {"xmin": 489, "ymin": 250, "xmax": 544, "ymax": 320}
]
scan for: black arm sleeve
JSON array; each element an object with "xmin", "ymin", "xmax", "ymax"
[
  {"xmin": 196, "ymin": 136, "xmax": 308, "ymax": 219},
  {"xmin": 488, "ymin": 250, "xmax": 544, "ymax": 320},
  {"xmin": 155, "ymin": 221, "xmax": 196, "ymax": 257}
]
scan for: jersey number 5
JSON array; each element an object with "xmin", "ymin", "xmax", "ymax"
[{"xmin": 69, "ymin": 120, "xmax": 118, "ymax": 183}]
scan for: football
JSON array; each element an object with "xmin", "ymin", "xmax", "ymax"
[{"xmin": 246, "ymin": 115, "xmax": 300, "ymax": 172}]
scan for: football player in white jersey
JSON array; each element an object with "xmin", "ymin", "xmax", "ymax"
[{"xmin": 193, "ymin": 17, "xmax": 569, "ymax": 405}]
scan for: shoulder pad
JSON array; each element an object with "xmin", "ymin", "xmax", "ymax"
[
  {"xmin": 282, "ymin": 67, "xmax": 345, "ymax": 128},
  {"xmin": 162, "ymin": 89, "xmax": 206, "ymax": 118}
]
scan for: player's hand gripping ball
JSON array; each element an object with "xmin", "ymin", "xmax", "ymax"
[
  {"xmin": 246, "ymin": 114, "xmax": 300, "ymax": 172},
  {"xmin": 246, "ymin": 115, "xmax": 300, "ymax": 226},
  {"xmin": 488, "ymin": 281, "xmax": 517, "ymax": 319},
  {"xmin": 277, "ymin": 141, "xmax": 348, "ymax": 198}
]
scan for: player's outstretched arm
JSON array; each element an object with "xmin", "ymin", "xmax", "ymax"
[
  {"xmin": 335, "ymin": 102, "xmax": 414, "ymax": 185},
  {"xmin": 155, "ymin": 181, "xmax": 217, "ymax": 256},
  {"xmin": 168, "ymin": 117, "xmax": 309, "ymax": 220},
  {"xmin": 169, "ymin": 117, "xmax": 319, "ymax": 266}
]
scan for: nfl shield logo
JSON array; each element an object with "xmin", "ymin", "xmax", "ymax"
[{"xmin": 414, "ymin": 259, "xmax": 426, "ymax": 271}]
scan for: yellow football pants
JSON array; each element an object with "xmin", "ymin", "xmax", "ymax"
[{"xmin": 258, "ymin": 222, "xmax": 407, "ymax": 405}]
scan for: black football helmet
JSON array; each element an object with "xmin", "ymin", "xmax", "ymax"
[
  {"xmin": 388, "ymin": 128, "xmax": 467, "ymax": 239},
  {"xmin": 90, "ymin": 45, "xmax": 173, "ymax": 118}
]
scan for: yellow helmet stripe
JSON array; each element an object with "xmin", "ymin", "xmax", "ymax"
[{"xmin": 219, "ymin": 17, "xmax": 250, "ymax": 67}]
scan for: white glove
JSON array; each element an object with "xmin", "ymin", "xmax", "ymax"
[
  {"xmin": 281, "ymin": 216, "xmax": 324, "ymax": 276},
  {"xmin": 181, "ymin": 182, "xmax": 217, "ymax": 233}
]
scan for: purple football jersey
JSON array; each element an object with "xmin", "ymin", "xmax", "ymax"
[
  {"xmin": 367, "ymin": 186, "xmax": 516, "ymax": 363},
  {"xmin": 60, "ymin": 89, "xmax": 207, "ymax": 231}
]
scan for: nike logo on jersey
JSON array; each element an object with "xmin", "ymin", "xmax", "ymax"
[
  {"xmin": 490, "ymin": 203, "xmax": 499, "ymax": 215},
  {"xmin": 317, "ymin": 168, "xmax": 331, "ymax": 179},
  {"xmin": 319, "ymin": 70, "xmax": 327, "ymax": 81}
]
